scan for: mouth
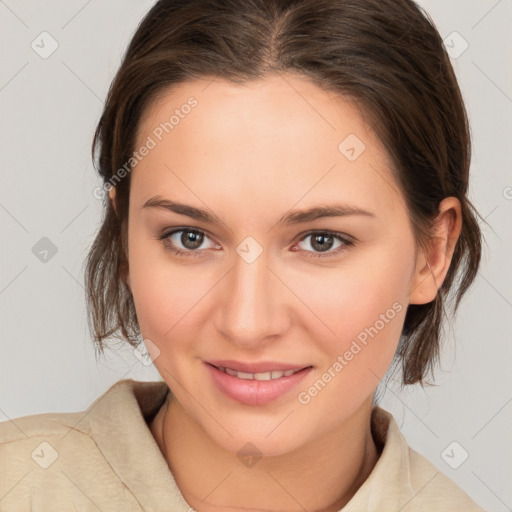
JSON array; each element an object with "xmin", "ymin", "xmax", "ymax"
[
  {"xmin": 209, "ymin": 364, "xmax": 307, "ymax": 381},
  {"xmin": 204, "ymin": 360, "xmax": 313, "ymax": 406}
]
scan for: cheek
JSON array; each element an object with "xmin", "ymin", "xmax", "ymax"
[
  {"xmin": 293, "ymin": 273, "xmax": 408, "ymax": 421},
  {"xmin": 128, "ymin": 217, "xmax": 414, "ymax": 362},
  {"xmin": 127, "ymin": 230, "xmax": 196, "ymax": 338},
  {"xmin": 300, "ymin": 249, "xmax": 410, "ymax": 333},
  {"xmin": 128, "ymin": 238, "xmax": 225, "ymax": 370},
  {"xmin": 298, "ymin": 242, "xmax": 413, "ymax": 381}
]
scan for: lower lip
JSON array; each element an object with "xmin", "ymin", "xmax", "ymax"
[{"xmin": 205, "ymin": 363, "xmax": 313, "ymax": 406}]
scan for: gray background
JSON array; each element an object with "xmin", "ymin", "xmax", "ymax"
[{"xmin": 0, "ymin": 1, "xmax": 510, "ymax": 510}]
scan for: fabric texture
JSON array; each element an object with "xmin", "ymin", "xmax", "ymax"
[{"xmin": 0, "ymin": 379, "xmax": 485, "ymax": 511}]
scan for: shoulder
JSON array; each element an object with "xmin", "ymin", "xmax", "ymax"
[
  {"xmin": 405, "ymin": 446, "xmax": 486, "ymax": 511},
  {"xmin": 0, "ymin": 408, "xmax": 89, "ymax": 444},
  {"xmin": 0, "ymin": 408, "xmax": 96, "ymax": 467},
  {"xmin": 371, "ymin": 407, "xmax": 486, "ymax": 512},
  {"xmin": 0, "ymin": 380, "xmax": 150, "ymax": 510},
  {"xmin": 0, "ymin": 411, "xmax": 118, "ymax": 510},
  {"xmin": 0, "ymin": 377, "xmax": 139, "ymax": 446}
]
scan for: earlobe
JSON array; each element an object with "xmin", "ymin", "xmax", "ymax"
[
  {"xmin": 109, "ymin": 187, "xmax": 118, "ymax": 215},
  {"xmin": 109, "ymin": 187, "xmax": 131, "ymax": 291},
  {"xmin": 409, "ymin": 197, "xmax": 462, "ymax": 305}
]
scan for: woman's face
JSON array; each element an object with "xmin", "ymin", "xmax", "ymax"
[{"xmin": 123, "ymin": 73, "xmax": 423, "ymax": 455}]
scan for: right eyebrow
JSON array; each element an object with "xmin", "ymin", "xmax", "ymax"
[{"xmin": 142, "ymin": 196, "xmax": 222, "ymax": 225}]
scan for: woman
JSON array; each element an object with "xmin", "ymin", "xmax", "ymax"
[{"xmin": 0, "ymin": 0, "xmax": 486, "ymax": 510}]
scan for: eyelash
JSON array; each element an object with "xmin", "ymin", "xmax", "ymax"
[{"xmin": 156, "ymin": 227, "xmax": 355, "ymax": 259}]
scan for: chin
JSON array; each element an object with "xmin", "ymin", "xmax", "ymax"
[{"xmin": 197, "ymin": 408, "xmax": 317, "ymax": 459}]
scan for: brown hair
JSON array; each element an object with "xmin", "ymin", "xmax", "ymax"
[{"xmin": 85, "ymin": 0, "xmax": 483, "ymax": 386}]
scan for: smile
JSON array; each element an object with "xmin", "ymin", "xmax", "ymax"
[
  {"xmin": 205, "ymin": 362, "xmax": 313, "ymax": 406},
  {"xmin": 214, "ymin": 366, "xmax": 303, "ymax": 381}
]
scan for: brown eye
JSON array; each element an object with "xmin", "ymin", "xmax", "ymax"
[
  {"xmin": 295, "ymin": 231, "xmax": 354, "ymax": 258},
  {"xmin": 159, "ymin": 228, "xmax": 218, "ymax": 257},
  {"xmin": 179, "ymin": 230, "xmax": 204, "ymax": 250},
  {"xmin": 309, "ymin": 233, "xmax": 335, "ymax": 252}
]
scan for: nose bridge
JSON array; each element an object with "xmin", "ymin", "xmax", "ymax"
[{"xmin": 214, "ymin": 242, "xmax": 284, "ymax": 346}]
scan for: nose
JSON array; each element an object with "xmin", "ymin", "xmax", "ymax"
[{"xmin": 213, "ymin": 246, "xmax": 290, "ymax": 349}]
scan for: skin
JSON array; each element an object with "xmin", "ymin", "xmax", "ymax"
[{"xmin": 109, "ymin": 73, "xmax": 462, "ymax": 512}]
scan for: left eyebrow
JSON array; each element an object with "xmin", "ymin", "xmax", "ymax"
[
  {"xmin": 275, "ymin": 204, "xmax": 376, "ymax": 227},
  {"xmin": 142, "ymin": 196, "xmax": 376, "ymax": 227}
]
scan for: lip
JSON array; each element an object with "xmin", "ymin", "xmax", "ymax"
[
  {"xmin": 205, "ymin": 362, "xmax": 313, "ymax": 406},
  {"xmin": 206, "ymin": 359, "xmax": 309, "ymax": 373}
]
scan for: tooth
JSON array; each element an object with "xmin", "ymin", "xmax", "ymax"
[
  {"xmin": 254, "ymin": 371, "xmax": 272, "ymax": 381},
  {"xmin": 236, "ymin": 371, "xmax": 254, "ymax": 380},
  {"xmin": 218, "ymin": 365, "xmax": 303, "ymax": 380}
]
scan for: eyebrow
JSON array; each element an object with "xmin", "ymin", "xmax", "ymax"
[{"xmin": 142, "ymin": 196, "xmax": 376, "ymax": 227}]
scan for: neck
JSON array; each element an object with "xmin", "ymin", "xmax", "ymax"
[{"xmin": 150, "ymin": 394, "xmax": 380, "ymax": 512}]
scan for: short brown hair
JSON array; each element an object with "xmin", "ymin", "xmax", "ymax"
[{"xmin": 85, "ymin": 0, "xmax": 483, "ymax": 386}]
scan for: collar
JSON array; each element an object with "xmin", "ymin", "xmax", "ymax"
[{"xmin": 83, "ymin": 379, "xmax": 409, "ymax": 511}]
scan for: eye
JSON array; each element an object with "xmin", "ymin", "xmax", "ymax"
[
  {"xmin": 293, "ymin": 230, "xmax": 354, "ymax": 258},
  {"xmin": 157, "ymin": 228, "xmax": 354, "ymax": 259},
  {"xmin": 157, "ymin": 228, "xmax": 219, "ymax": 257}
]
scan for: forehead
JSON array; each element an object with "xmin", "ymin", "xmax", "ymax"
[
  {"xmin": 131, "ymin": 73, "xmax": 404, "ymax": 218},
  {"xmin": 137, "ymin": 73, "xmax": 377, "ymax": 148}
]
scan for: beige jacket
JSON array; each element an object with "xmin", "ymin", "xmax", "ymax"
[{"xmin": 0, "ymin": 379, "xmax": 485, "ymax": 511}]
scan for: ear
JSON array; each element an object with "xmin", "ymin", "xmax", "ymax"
[
  {"xmin": 108, "ymin": 186, "xmax": 118, "ymax": 215},
  {"xmin": 409, "ymin": 197, "xmax": 462, "ymax": 305},
  {"xmin": 108, "ymin": 186, "xmax": 131, "ymax": 290}
]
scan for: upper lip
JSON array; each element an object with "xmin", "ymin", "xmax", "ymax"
[{"xmin": 206, "ymin": 360, "xmax": 312, "ymax": 373}]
